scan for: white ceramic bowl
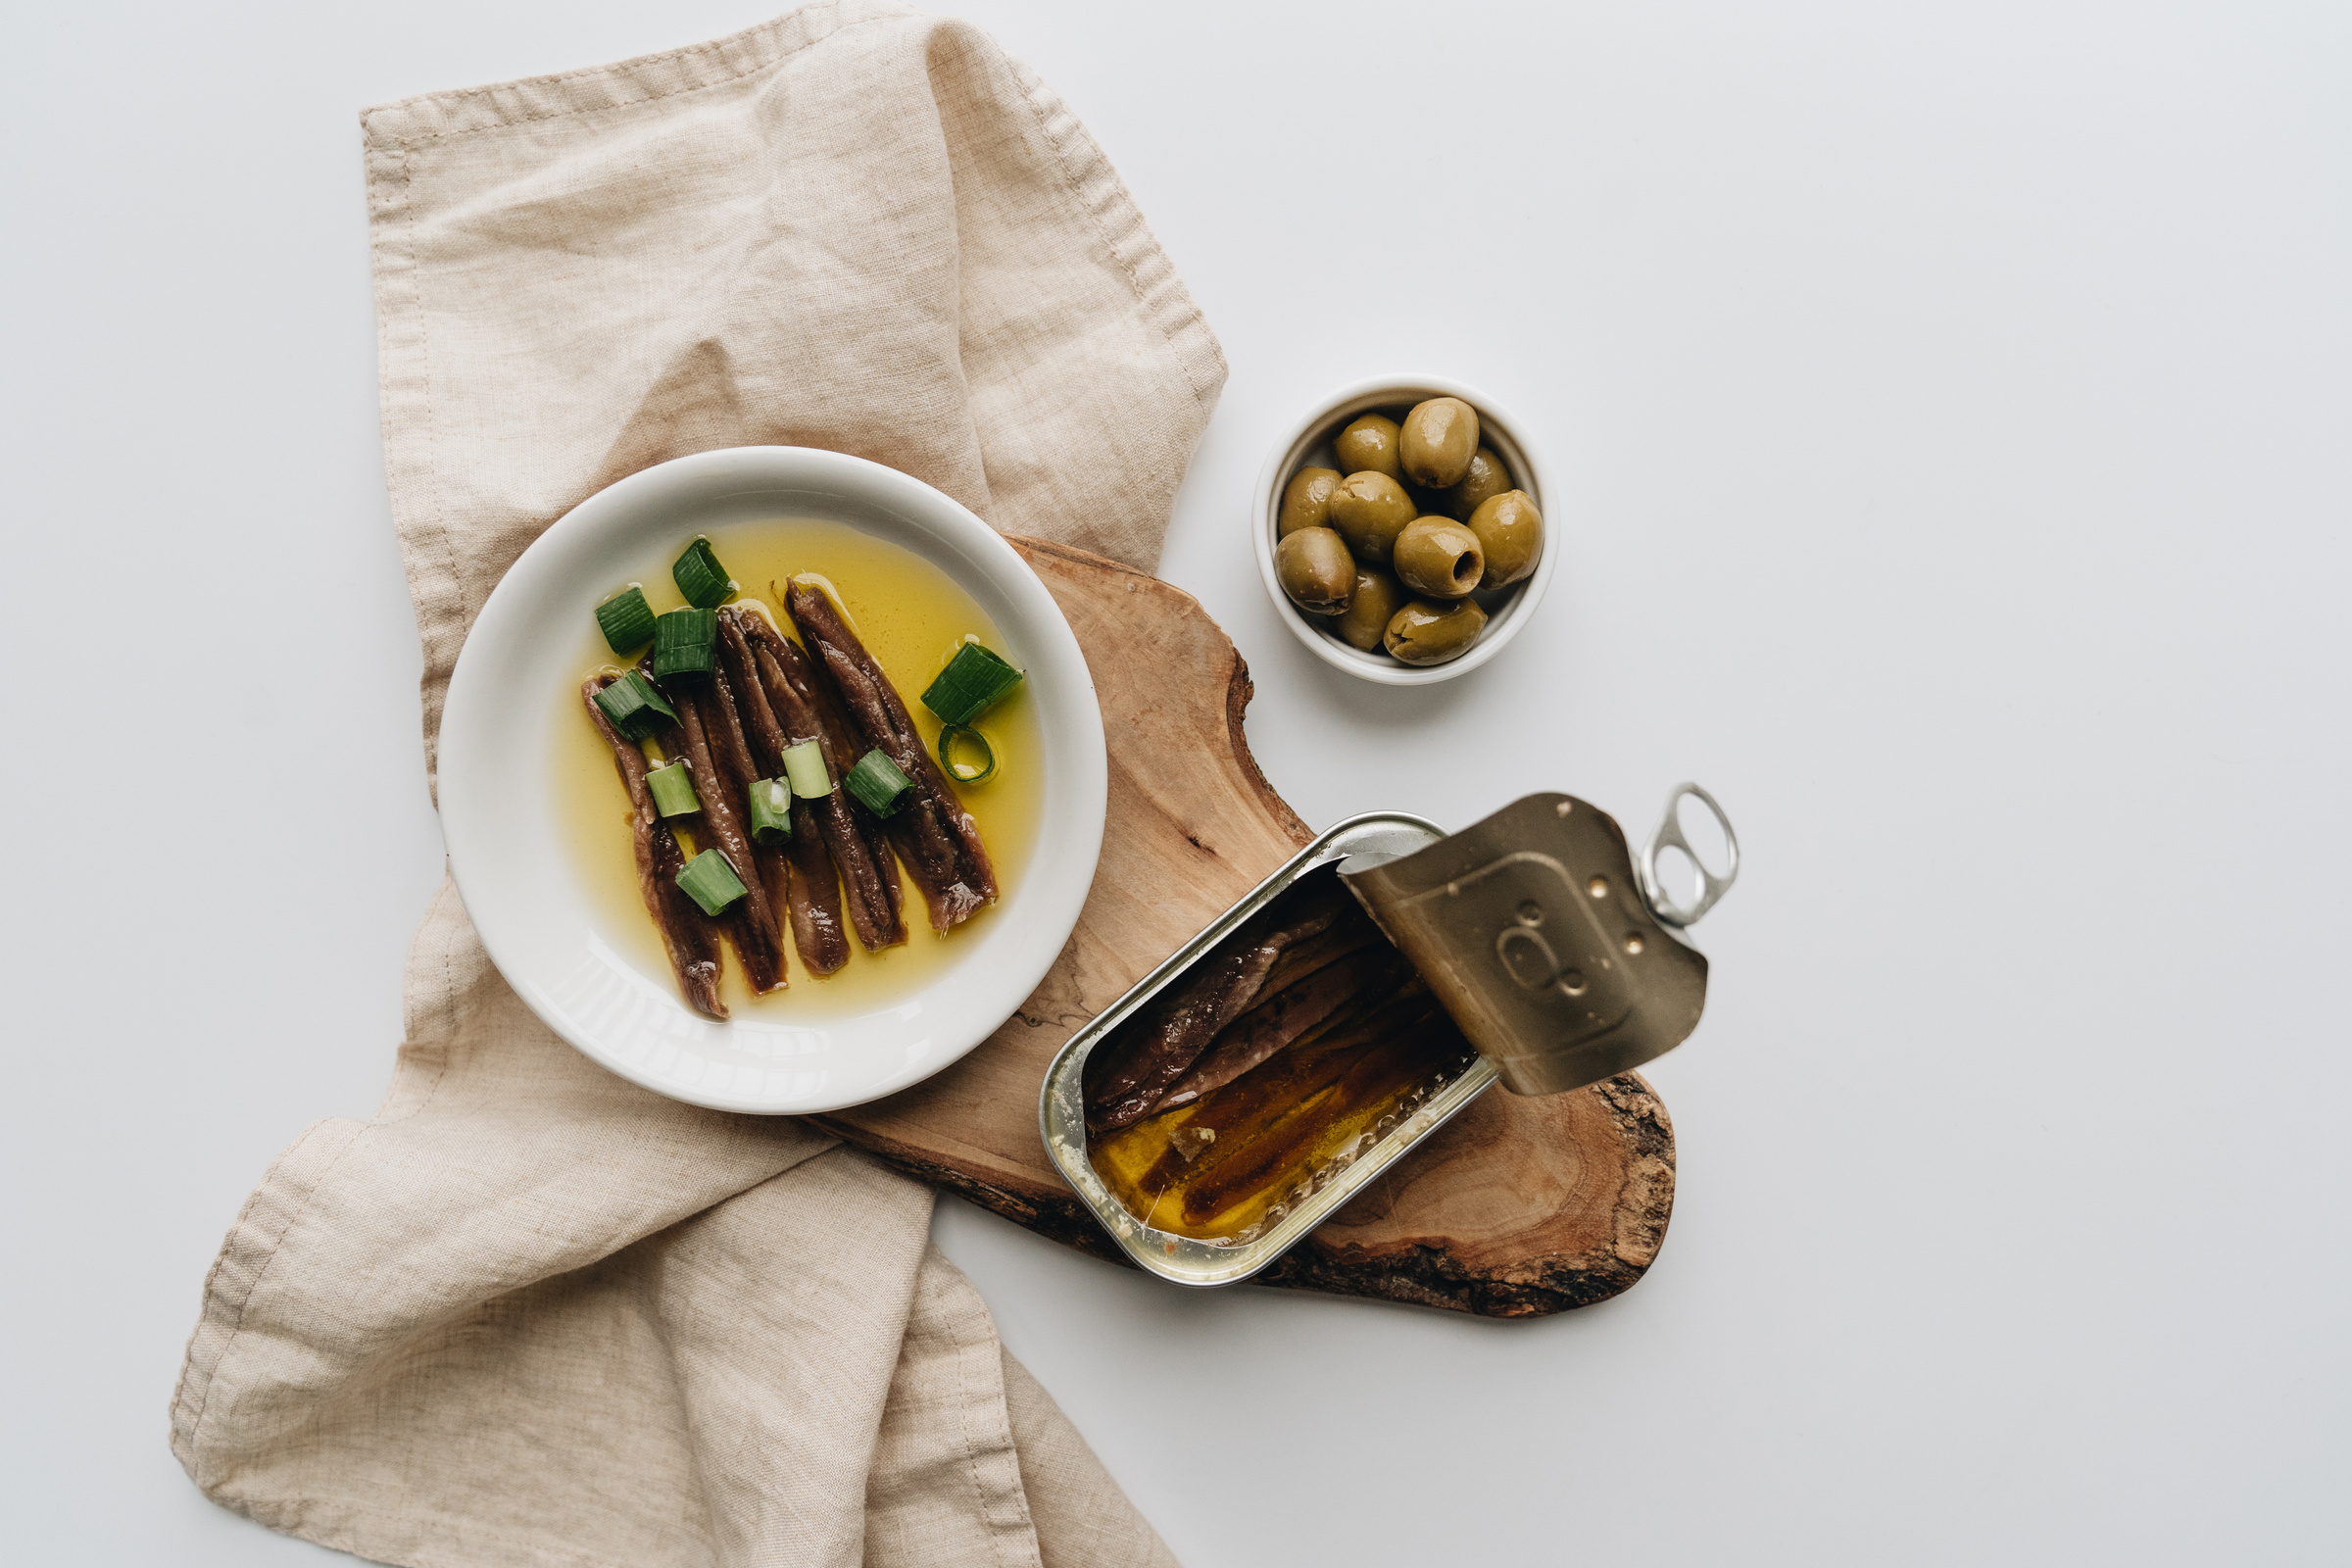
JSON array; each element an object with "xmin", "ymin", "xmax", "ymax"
[
  {"xmin": 438, "ymin": 447, "xmax": 1108, "ymax": 1114},
  {"xmin": 1252, "ymin": 374, "xmax": 1557, "ymax": 685}
]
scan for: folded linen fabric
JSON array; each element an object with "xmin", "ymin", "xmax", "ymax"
[{"xmin": 170, "ymin": 5, "xmax": 1222, "ymax": 1563}]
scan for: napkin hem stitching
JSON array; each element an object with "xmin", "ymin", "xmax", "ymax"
[
  {"xmin": 171, "ymin": 1116, "xmax": 370, "ymax": 1488},
  {"xmin": 404, "ymin": 144, "xmax": 468, "ymax": 698},
  {"xmin": 360, "ymin": 0, "xmax": 899, "ymax": 150},
  {"xmin": 232, "ymin": 1496, "xmax": 640, "ymax": 1568}
]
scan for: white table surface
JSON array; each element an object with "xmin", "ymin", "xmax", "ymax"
[{"xmin": 4, "ymin": 2, "xmax": 2346, "ymax": 1562}]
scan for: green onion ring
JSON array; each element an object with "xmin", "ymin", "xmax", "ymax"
[{"xmin": 938, "ymin": 724, "xmax": 996, "ymax": 785}]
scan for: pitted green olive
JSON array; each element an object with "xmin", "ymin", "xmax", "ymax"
[
  {"xmin": 1333, "ymin": 415, "xmax": 1403, "ymax": 481},
  {"xmin": 1400, "ymin": 398, "xmax": 1479, "ymax": 488},
  {"xmin": 1383, "ymin": 597, "xmax": 1489, "ymax": 664},
  {"xmin": 1445, "ymin": 447, "xmax": 1511, "ymax": 520},
  {"xmin": 1331, "ymin": 564, "xmax": 1405, "ymax": 652},
  {"xmin": 1276, "ymin": 526, "xmax": 1356, "ymax": 615},
  {"xmin": 1278, "ymin": 466, "xmax": 1343, "ymax": 537},
  {"xmin": 1466, "ymin": 489, "xmax": 1544, "ymax": 589},
  {"xmin": 1325, "ymin": 471, "xmax": 1416, "ymax": 564},
  {"xmin": 1392, "ymin": 517, "xmax": 1486, "ymax": 599}
]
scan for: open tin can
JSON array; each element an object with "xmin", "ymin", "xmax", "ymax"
[{"xmin": 1040, "ymin": 786, "xmax": 1740, "ymax": 1288}]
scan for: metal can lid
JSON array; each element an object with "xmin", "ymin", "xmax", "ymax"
[{"xmin": 1341, "ymin": 790, "xmax": 1733, "ymax": 1097}]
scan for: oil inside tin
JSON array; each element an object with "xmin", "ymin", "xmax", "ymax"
[{"xmin": 1084, "ymin": 866, "xmax": 1481, "ymax": 1244}]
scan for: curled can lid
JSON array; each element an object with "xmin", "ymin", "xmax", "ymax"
[{"xmin": 1340, "ymin": 790, "xmax": 1730, "ymax": 1098}]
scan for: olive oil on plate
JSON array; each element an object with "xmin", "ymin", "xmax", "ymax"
[{"xmin": 550, "ymin": 518, "xmax": 1044, "ymax": 1020}]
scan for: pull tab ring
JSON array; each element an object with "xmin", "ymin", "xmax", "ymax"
[{"xmin": 1640, "ymin": 782, "xmax": 1740, "ymax": 928}]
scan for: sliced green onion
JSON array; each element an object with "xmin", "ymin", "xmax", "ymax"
[
  {"xmin": 746, "ymin": 777, "xmax": 795, "ymax": 845},
  {"xmin": 591, "ymin": 670, "xmax": 678, "ymax": 741},
  {"xmin": 675, "ymin": 849, "xmax": 749, "ymax": 915},
  {"xmin": 647, "ymin": 760, "xmax": 701, "ymax": 817},
  {"xmin": 652, "ymin": 608, "xmax": 717, "ymax": 681},
  {"xmin": 595, "ymin": 585, "xmax": 658, "ymax": 655},
  {"xmin": 843, "ymin": 749, "xmax": 914, "ymax": 817},
  {"xmin": 938, "ymin": 724, "xmax": 997, "ymax": 785},
  {"xmin": 920, "ymin": 642, "xmax": 1024, "ymax": 725},
  {"xmin": 781, "ymin": 737, "xmax": 831, "ymax": 799},
  {"xmin": 672, "ymin": 536, "xmax": 737, "ymax": 610}
]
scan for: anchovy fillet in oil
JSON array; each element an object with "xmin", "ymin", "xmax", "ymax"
[
  {"xmin": 712, "ymin": 610, "xmax": 851, "ymax": 975},
  {"xmin": 580, "ymin": 674, "xmax": 726, "ymax": 1019},
  {"xmin": 1085, "ymin": 881, "xmax": 1354, "ymax": 1133},
  {"xmin": 727, "ymin": 607, "xmax": 907, "ymax": 956},
  {"xmin": 784, "ymin": 579, "xmax": 997, "ymax": 933},
  {"xmin": 666, "ymin": 671, "xmax": 787, "ymax": 994},
  {"xmin": 1147, "ymin": 940, "xmax": 1411, "ymax": 1116}
]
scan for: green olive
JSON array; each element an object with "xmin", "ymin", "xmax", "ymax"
[
  {"xmin": 1331, "ymin": 564, "xmax": 1405, "ymax": 652},
  {"xmin": 1333, "ymin": 415, "xmax": 1403, "ymax": 481},
  {"xmin": 1445, "ymin": 447, "xmax": 1511, "ymax": 520},
  {"xmin": 1325, "ymin": 471, "xmax": 1417, "ymax": 564},
  {"xmin": 1391, "ymin": 517, "xmax": 1485, "ymax": 599},
  {"xmin": 1466, "ymin": 489, "xmax": 1544, "ymax": 589},
  {"xmin": 1278, "ymin": 466, "xmax": 1342, "ymax": 537},
  {"xmin": 1399, "ymin": 398, "xmax": 1480, "ymax": 488},
  {"xmin": 1276, "ymin": 526, "xmax": 1356, "ymax": 615},
  {"xmin": 1384, "ymin": 597, "xmax": 1489, "ymax": 665}
]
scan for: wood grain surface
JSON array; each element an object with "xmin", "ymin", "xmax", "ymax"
[{"xmin": 812, "ymin": 537, "xmax": 1676, "ymax": 1317}]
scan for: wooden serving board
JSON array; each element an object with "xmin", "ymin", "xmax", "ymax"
[{"xmin": 813, "ymin": 538, "xmax": 1676, "ymax": 1318}]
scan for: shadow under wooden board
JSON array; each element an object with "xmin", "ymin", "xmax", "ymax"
[{"xmin": 812, "ymin": 536, "xmax": 1676, "ymax": 1318}]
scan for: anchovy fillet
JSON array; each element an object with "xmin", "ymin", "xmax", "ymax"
[
  {"xmin": 783, "ymin": 580, "xmax": 996, "ymax": 933},
  {"xmin": 711, "ymin": 610, "xmax": 852, "ymax": 974},
  {"xmin": 580, "ymin": 675, "xmax": 725, "ymax": 1019},
  {"xmin": 727, "ymin": 607, "xmax": 907, "ymax": 952},
  {"xmin": 1086, "ymin": 881, "xmax": 1353, "ymax": 1133},
  {"xmin": 668, "ymin": 672, "xmax": 787, "ymax": 994},
  {"xmin": 1147, "ymin": 941, "xmax": 1409, "ymax": 1116}
]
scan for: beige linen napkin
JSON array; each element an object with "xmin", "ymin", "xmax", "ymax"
[{"xmin": 170, "ymin": 5, "xmax": 1222, "ymax": 1564}]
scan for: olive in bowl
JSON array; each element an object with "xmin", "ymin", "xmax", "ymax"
[
  {"xmin": 1392, "ymin": 517, "xmax": 1485, "ymax": 600},
  {"xmin": 1333, "ymin": 415, "xmax": 1403, "ymax": 481},
  {"xmin": 1325, "ymin": 471, "xmax": 1417, "ymax": 565},
  {"xmin": 1275, "ymin": 526, "xmax": 1356, "ymax": 615},
  {"xmin": 1384, "ymin": 597, "xmax": 1489, "ymax": 665},
  {"xmin": 1445, "ymin": 447, "xmax": 1511, "ymax": 520},
  {"xmin": 1399, "ymin": 397, "xmax": 1480, "ymax": 489},
  {"xmin": 1278, "ymin": 466, "xmax": 1343, "ymax": 537},
  {"xmin": 1331, "ymin": 565, "xmax": 1406, "ymax": 652},
  {"xmin": 1466, "ymin": 490, "xmax": 1544, "ymax": 589}
]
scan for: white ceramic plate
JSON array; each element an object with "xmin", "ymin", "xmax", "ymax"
[{"xmin": 438, "ymin": 447, "xmax": 1108, "ymax": 1114}]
